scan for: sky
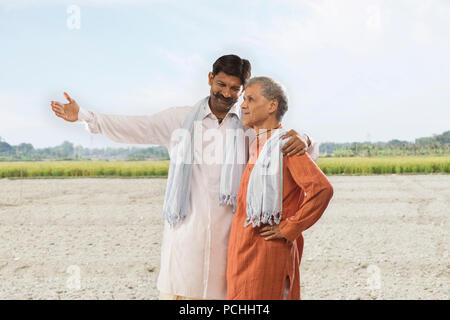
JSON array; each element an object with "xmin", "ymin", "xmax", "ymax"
[{"xmin": 0, "ymin": 0, "xmax": 449, "ymax": 149}]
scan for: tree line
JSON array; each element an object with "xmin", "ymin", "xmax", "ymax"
[
  {"xmin": 0, "ymin": 130, "xmax": 449, "ymax": 160},
  {"xmin": 319, "ymin": 130, "xmax": 450, "ymax": 157},
  {"xmin": 0, "ymin": 139, "xmax": 169, "ymax": 161}
]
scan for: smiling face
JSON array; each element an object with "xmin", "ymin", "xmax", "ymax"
[
  {"xmin": 240, "ymin": 82, "xmax": 278, "ymax": 128},
  {"xmin": 208, "ymin": 71, "xmax": 243, "ymax": 114}
]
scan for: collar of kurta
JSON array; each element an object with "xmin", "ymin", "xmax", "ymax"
[
  {"xmin": 200, "ymin": 96, "xmax": 242, "ymax": 121},
  {"xmin": 256, "ymin": 124, "xmax": 284, "ymax": 145}
]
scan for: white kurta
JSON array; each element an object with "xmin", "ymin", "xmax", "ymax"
[{"xmin": 77, "ymin": 96, "xmax": 319, "ymax": 299}]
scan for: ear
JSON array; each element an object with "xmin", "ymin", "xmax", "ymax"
[
  {"xmin": 208, "ymin": 72, "xmax": 213, "ymax": 86},
  {"xmin": 269, "ymin": 99, "xmax": 278, "ymax": 115}
]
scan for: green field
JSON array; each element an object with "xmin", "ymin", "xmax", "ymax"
[
  {"xmin": 0, "ymin": 156, "xmax": 449, "ymax": 178},
  {"xmin": 317, "ymin": 156, "xmax": 450, "ymax": 175},
  {"xmin": 0, "ymin": 161, "xmax": 170, "ymax": 178}
]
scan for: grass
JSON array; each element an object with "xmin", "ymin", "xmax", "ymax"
[
  {"xmin": 317, "ymin": 156, "xmax": 450, "ymax": 175},
  {"xmin": 0, "ymin": 156, "xmax": 449, "ymax": 178},
  {"xmin": 0, "ymin": 161, "xmax": 169, "ymax": 178}
]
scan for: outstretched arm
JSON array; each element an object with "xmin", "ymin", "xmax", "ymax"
[{"xmin": 51, "ymin": 92, "xmax": 190, "ymax": 147}]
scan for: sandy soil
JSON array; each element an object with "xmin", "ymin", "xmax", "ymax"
[{"xmin": 0, "ymin": 175, "xmax": 448, "ymax": 300}]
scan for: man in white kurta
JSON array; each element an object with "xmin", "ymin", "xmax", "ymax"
[{"xmin": 76, "ymin": 96, "xmax": 319, "ymax": 299}]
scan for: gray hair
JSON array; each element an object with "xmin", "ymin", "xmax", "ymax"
[{"xmin": 246, "ymin": 76, "xmax": 288, "ymax": 121}]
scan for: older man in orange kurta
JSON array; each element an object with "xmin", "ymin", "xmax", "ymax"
[{"xmin": 227, "ymin": 77, "xmax": 334, "ymax": 300}]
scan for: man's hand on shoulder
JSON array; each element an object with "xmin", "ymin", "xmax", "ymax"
[{"xmin": 281, "ymin": 129, "xmax": 310, "ymax": 156}]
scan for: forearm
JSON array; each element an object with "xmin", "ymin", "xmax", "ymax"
[
  {"xmin": 280, "ymin": 186, "xmax": 332, "ymax": 241},
  {"xmin": 77, "ymin": 106, "xmax": 189, "ymax": 146},
  {"xmin": 279, "ymin": 154, "xmax": 333, "ymax": 241}
]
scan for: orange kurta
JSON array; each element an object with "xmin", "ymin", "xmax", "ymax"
[{"xmin": 226, "ymin": 131, "xmax": 334, "ymax": 300}]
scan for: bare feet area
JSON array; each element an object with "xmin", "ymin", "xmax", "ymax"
[{"xmin": 0, "ymin": 175, "xmax": 448, "ymax": 300}]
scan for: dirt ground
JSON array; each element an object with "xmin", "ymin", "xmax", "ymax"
[{"xmin": 0, "ymin": 175, "xmax": 448, "ymax": 300}]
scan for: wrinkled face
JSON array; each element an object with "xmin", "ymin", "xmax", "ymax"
[
  {"xmin": 208, "ymin": 71, "xmax": 243, "ymax": 113},
  {"xmin": 240, "ymin": 82, "xmax": 276, "ymax": 128}
]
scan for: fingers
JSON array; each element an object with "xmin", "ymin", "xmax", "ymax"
[
  {"xmin": 259, "ymin": 226, "xmax": 282, "ymax": 239},
  {"xmin": 52, "ymin": 108, "xmax": 65, "ymax": 118},
  {"xmin": 282, "ymin": 132, "xmax": 305, "ymax": 154},
  {"xmin": 258, "ymin": 225, "xmax": 284, "ymax": 240},
  {"xmin": 283, "ymin": 135, "xmax": 307, "ymax": 156},
  {"xmin": 281, "ymin": 137, "xmax": 294, "ymax": 153},
  {"xmin": 283, "ymin": 142, "xmax": 297, "ymax": 155},
  {"xmin": 52, "ymin": 102, "xmax": 64, "ymax": 111},
  {"xmin": 282, "ymin": 129, "xmax": 298, "ymax": 139},
  {"xmin": 259, "ymin": 230, "xmax": 274, "ymax": 237},
  {"xmin": 288, "ymin": 146, "xmax": 306, "ymax": 157},
  {"xmin": 51, "ymin": 103, "xmax": 64, "ymax": 114},
  {"xmin": 281, "ymin": 129, "xmax": 296, "ymax": 138},
  {"xmin": 264, "ymin": 234, "xmax": 280, "ymax": 241},
  {"xmin": 64, "ymin": 92, "xmax": 74, "ymax": 103},
  {"xmin": 51, "ymin": 101, "xmax": 65, "ymax": 113},
  {"xmin": 259, "ymin": 226, "xmax": 274, "ymax": 237},
  {"xmin": 304, "ymin": 134, "xmax": 311, "ymax": 147},
  {"xmin": 281, "ymin": 130, "xmax": 295, "ymax": 141},
  {"xmin": 295, "ymin": 149, "xmax": 307, "ymax": 157},
  {"xmin": 264, "ymin": 232, "xmax": 284, "ymax": 240},
  {"xmin": 53, "ymin": 110, "xmax": 65, "ymax": 118},
  {"xmin": 284, "ymin": 140, "xmax": 306, "ymax": 155},
  {"xmin": 50, "ymin": 101, "xmax": 65, "ymax": 118}
]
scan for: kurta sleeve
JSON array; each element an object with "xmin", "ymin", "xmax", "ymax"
[
  {"xmin": 299, "ymin": 132, "xmax": 319, "ymax": 162},
  {"xmin": 77, "ymin": 106, "xmax": 191, "ymax": 147},
  {"xmin": 278, "ymin": 153, "xmax": 334, "ymax": 242}
]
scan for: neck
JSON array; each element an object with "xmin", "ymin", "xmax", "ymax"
[{"xmin": 253, "ymin": 117, "xmax": 281, "ymax": 135}]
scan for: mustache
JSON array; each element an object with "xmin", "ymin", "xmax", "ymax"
[{"xmin": 214, "ymin": 93, "xmax": 233, "ymax": 103}]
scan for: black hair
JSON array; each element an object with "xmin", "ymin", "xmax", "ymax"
[{"xmin": 212, "ymin": 54, "xmax": 252, "ymax": 86}]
